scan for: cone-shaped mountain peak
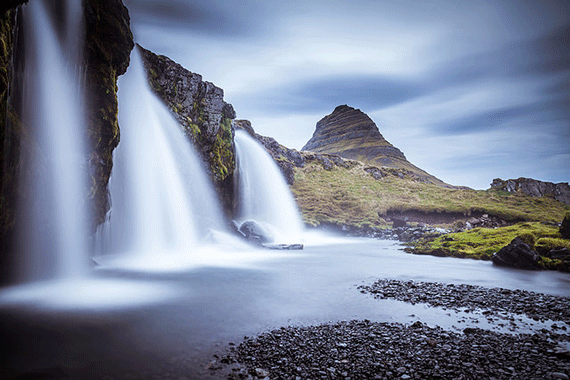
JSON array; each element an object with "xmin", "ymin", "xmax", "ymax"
[{"xmin": 302, "ymin": 105, "xmax": 449, "ymax": 186}]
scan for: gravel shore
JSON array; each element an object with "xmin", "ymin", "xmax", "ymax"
[
  {"xmin": 358, "ymin": 279, "xmax": 570, "ymax": 324},
  {"xmin": 213, "ymin": 280, "xmax": 570, "ymax": 379}
]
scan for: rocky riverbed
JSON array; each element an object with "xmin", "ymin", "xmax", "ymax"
[
  {"xmin": 358, "ymin": 279, "xmax": 570, "ymax": 324},
  {"xmin": 212, "ymin": 280, "xmax": 570, "ymax": 379}
]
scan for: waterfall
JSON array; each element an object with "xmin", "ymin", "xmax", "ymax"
[
  {"xmin": 98, "ymin": 48, "xmax": 226, "ymax": 261},
  {"xmin": 234, "ymin": 130, "xmax": 304, "ymax": 244},
  {"xmin": 15, "ymin": 0, "xmax": 88, "ymax": 283}
]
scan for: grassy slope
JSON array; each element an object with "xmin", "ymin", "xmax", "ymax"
[{"xmin": 292, "ymin": 161, "xmax": 569, "ymax": 228}]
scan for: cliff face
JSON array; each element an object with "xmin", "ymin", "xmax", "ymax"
[
  {"xmin": 302, "ymin": 105, "xmax": 450, "ymax": 187},
  {"xmin": 138, "ymin": 45, "xmax": 236, "ymax": 213},
  {"xmin": 84, "ymin": 0, "xmax": 134, "ymax": 228},
  {"xmin": 491, "ymin": 178, "xmax": 570, "ymax": 206},
  {"xmin": 0, "ymin": 1, "xmax": 133, "ymax": 277}
]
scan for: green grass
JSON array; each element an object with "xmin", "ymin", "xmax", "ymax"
[{"xmin": 292, "ymin": 161, "xmax": 569, "ymax": 228}]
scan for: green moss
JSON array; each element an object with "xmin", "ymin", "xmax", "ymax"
[{"xmin": 535, "ymin": 237, "xmax": 570, "ymax": 255}]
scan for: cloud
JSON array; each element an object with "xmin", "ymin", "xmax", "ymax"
[{"xmin": 124, "ymin": 0, "xmax": 570, "ymax": 188}]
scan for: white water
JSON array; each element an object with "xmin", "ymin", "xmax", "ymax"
[
  {"xmin": 234, "ymin": 130, "xmax": 304, "ymax": 243},
  {"xmin": 16, "ymin": 0, "xmax": 88, "ymax": 283},
  {"xmin": 98, "ymin": 48, "xmax": 226, "ymax": 261}
]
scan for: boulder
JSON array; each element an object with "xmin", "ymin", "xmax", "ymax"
[
  {"xmin": 560, "ymin": 212, "xmax": 570, "ymax": 239},
  {"xmin": 238, "ymin": 220, "xmax": 273, "ymax": 244},
  {"xmin": 492, "ymin": 237, "xmax": 541, "ymax": 270}
]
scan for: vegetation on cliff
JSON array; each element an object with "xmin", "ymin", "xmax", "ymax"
[
  {"xmin": 84, "ymin": 0, "xmax": 134, "ymax": 228},
  {"xmin": 137, "ymin": 45, "xmax": 236, "ymax": 213},
  {"xmin": 0, "ymin": 1, "xmax": 133, "ymax": 282}
]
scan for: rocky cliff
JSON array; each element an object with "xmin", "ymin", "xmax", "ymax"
[
  {"xmin": 138, "ymin": 45, "xmax": 236, "ymax": 213},
  {"xmin": 0, "ymin": 0, "xmax": 133, "ymax": 279},
  {"xmin": 302, "ymin": 105, "xmax": 450, "ymax": 187},
  {"xmin": 490, "ymin": 178, "xmax": 570, "ymax": 206}
]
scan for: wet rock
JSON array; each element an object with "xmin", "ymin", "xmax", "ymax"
[
  {"xmin": 219, "ymin": 319, "xmax": 570, "ymax": 380},
  {"xmin": 492, "ymin": 237, "xmax": 541, "ymax": 270},
  {"xmin": 262, "ymin": 243, "xmax": 303, "ymax": 250},
  {"xmin": 358, "ymin": 279, "xmax": 570, "ymax": 323},
  {"xmin": 238, "ymin": 220, "xmax": 273, "ymax": 244}
]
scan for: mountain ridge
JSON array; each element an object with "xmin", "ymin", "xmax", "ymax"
[{"xmin": 302, "ymin": 105, "xmax": 452, "ymax": 187}]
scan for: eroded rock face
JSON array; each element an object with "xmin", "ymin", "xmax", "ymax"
[
  {"xmin": 492, "ymin": 237, "xmax": 541, "ymax": 270},
  {"xmin": 84, "ymin": 0, "xmax": 134, "ymax": 229},
  {"xmin": 491, "ymin": 178, "xmax": 570, "ymax": 206},
  {"xmin": 561, "ymin": 213, "xmax": 570, "ymax": 239},
  {"xmin": 138, "ymin": 45, "xmax": 235, "ymax": 212},
  {"xmin": 302, "ymin": 105, "xmax": 449, "ymax": 186},
  {"xmin": 0, "ymin": 1, "xmax": 133, "ymax": 279}
]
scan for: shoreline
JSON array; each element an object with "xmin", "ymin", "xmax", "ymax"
[{"xmin": 213, "ymin": 279, "xmax": 570, "ymax": 379}]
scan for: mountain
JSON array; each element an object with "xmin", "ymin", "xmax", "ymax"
[{"xmin": 302, "ymin": 105, "xmax": 451, "ymax": 187}]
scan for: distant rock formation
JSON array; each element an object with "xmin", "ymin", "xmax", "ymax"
[
  {"xmin": 302, "ymin": 105, "xmax": 450, "ymax": 187},
  {"xmin": 490, "ymin": 178, "xmax": 570, "ymax": 206},
  {"xmin": 138, "ymin": 45, "xmax": 236, "ymax": 212}
]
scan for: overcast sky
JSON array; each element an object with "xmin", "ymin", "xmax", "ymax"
[{"xmin": 123, "ymin": 0, "xmax": 569, "ymax": 189}]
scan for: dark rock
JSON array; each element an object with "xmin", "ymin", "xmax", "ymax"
[
  {"xmin": 492, "ymin": 237, "xmax": 541, "ymax": 270},
  {"xmin": 138, "ymin": 45, "xmax": 235, "ymax": 212},
  {"xmin": 238, "ymin": 220, "xmax": 273, "ymax": 244},
  {"xmin": 547, "ymin": 248, "xmax": 570, "ymax": 260},
  {"xmin": 561, "ymin": 212, "xmax": 570, "ymax": 239},
  {"xmin": 491, "ymin": 178, "xmax": 570, "ymax": 206},
  {"xmin": 392, "ymin": 218, "xmax": 407, "ymax": 228}
]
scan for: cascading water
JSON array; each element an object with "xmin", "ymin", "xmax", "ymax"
[
  {"xmin": 97, "ymin": 47, "xmax": 226, "ymax": 266},
  {"xmin": 234, "ymin": 130, "xmax": 304, "ymax": 244},
  {"xmin": 16, "ymin": 0, "xmax": 88, "ymax": 283}
]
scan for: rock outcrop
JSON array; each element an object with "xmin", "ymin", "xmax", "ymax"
[
  {"xmin": 233, "ymin": 119, "xmax": 357, "ymax": 186},
  {"xmin": 492, "ymin": 237, "xmax": 541, "ymax": 270},
  {"xmin": 138, "ymin": 45, "xmax": 236, "ymax": 212},
  {"xmin": 302, "ymin": 105, "xmax": 450, "ymax": 187},
  {"xmin": 490, "ymin": 178, "xmax": 570, "ymax": 206},
  {"xmin": 84, "ymin": 0, "xmax": 134, "ymax": 228},
  {"xmin": 561, "ymin": 212, "xmax": 570, "ymax": 239},
  {"xmin": 0, "ymin": 0, "xmax": 133, "ymax": 281}
]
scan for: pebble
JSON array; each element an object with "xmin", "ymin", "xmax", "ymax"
[{"xmin": 212, "ymin": 279, "xmax": 570, "ymax": 379}]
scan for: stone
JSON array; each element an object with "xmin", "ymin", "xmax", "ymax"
[
  {"xmin": 560, "ymin": 212, "xmax": 570, "ymax": 239},
  {"xmin": 238, "ymin": 220, "xmax": 273, "ymax": 244},
  {"xmin": 492, "ymin": 237, "xmax": 541, "ymax": 270},
  {"xmin": 490, "ymin": 178, "xmax": 570, "ymax": 206},
  {"xmin": 262, "ymin": 243, "xmax": 304, "ymax": 250}
]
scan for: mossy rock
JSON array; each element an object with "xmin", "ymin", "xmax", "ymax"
[
  {"xmin": 535, "ymin": 237, "xmax": 570, "ymax": 256},
  {"xmin": 560, "ymin": 212, "xmax": 570, "ymax": 239}
]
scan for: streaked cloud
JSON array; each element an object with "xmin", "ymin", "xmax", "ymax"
[{"xmin": 124, "ymin": 0, "xmax": 570, "ymax": 188}]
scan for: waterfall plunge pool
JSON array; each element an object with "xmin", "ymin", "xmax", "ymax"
[{"xmin": 1, "ymin": 236, "xmax": 569, "ymax": 379}]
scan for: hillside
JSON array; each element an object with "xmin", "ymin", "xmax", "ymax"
[{"xmin": 302, "ymin": 105, "xmax": 451, "ymax": 187}]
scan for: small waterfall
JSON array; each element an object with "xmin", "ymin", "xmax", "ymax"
[
  {"xmin": 15, "ymin": 0, "xmax": 88, "ymax": 283},
  {"xmin": 234, "ymin": 130, "xmax": 304, "ymax": 244},
  {"xmin": 99, "ymin": 48, "xmax": 225, "ymax": 260}
]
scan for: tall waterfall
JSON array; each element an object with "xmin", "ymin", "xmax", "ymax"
[
  {"xmin": 234, "ymin": 130, "xmax": 304, "ymax": 244},
  {"xmin": 16, "ymin": 0, "xmax": 88, "ymax": 283},
  {"xmin": 98, "ymin": 48, "xmax": 226, "ymax": 260}
]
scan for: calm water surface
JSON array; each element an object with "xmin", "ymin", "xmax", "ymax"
[{"xmin": 1, "ymin": 237, "xmax": 569, "ymax": 379}]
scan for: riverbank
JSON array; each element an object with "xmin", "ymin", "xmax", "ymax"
[{"xmin": 214, "ymin": 279, "xmax": 570, "ymax": 379}]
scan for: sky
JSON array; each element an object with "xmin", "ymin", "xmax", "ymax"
[{"xmin": 123, "ymin": 0, "xmax": 569, "ymax": 189}]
